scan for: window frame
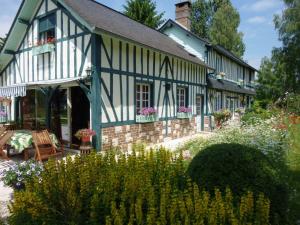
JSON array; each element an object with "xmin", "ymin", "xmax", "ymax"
[
  {"xmin": 214, "ymin": 91, "xmax": 222, "ymax": 112},
  {"xmin": 38, "ymin": 13, "xmax": 56, "ymax": 43},
  {"xmin": 135, "ymin": 82, "xmax": 153, "ymax": 115},
  {"xmin": 177, "ymin": 86, "xmax": 188, "ymax": 108}
]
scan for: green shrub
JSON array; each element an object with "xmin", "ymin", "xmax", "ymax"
[
  {"xmin": 9, "ymin": 148, "xmax": 270, "ymax": 225},
  {"xmin": 187, "ymin": 143, "xmax": 288, "ymax": 225}
]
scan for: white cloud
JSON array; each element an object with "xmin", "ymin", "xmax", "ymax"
[
  {"xmin": 242, "ymin": 0, "xmax": 281, "ymax": 12},
  {"xmin": 247, "ymin": 16, "xmax": 267, "ymax": 24}
]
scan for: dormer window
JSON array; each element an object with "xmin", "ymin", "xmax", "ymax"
[{"xmin": 39, "ymin": 13, "xmax": 56, "ymax": 44}]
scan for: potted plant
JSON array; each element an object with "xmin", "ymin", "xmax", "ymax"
[
  {"xmin": 212, "ymin": 109, "xmax": 232, "ymax": 128},
  {"xmin": 75, "ymin": 129, "xmax": 96, "ymax": 154},
  {"xmin": 177, "ymin": 107, "xmax": 192, "ymax": 119},
  {"xmin": 1, "ymin": 160, "xmax": 44, "ymax": 191},
  {"xmin": 75, "ymin": 129, "xmax": 96, "ymax": 143},
  {"xmin": 136, "ymin": 107, "xmax": 158, "ymax": 123}
]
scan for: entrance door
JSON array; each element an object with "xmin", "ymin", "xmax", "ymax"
[
  {"xmin": 71, "ymin": 86, "xmax": 90, "ymax": 146},
  {"xmin": 196, "ymin": 95, "xmax": 203, "ymax": 132}
]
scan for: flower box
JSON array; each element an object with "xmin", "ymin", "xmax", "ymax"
[
  {"xmin": 177, "ymin": 112, "xmax": 192, "ymax": 119},
  {"xmin": 136, "ymin": 114, "xmax": 157, "ymax": 123},
  {"xmin": 32, "ymin": 43, "xmax": 55, "ymax": 56}
]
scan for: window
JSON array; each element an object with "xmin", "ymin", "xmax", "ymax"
[
  {"xmin": 214, "ymin": 91, "xmax": 222, "ymax": 111},
  {"xmin": 177, "ymin": 87, "xmax": 187, "ymax": 108},
  {"xmin": 136, "ymin": 83, "xmax": 152, "ymax": 114},
  {"xmin": 39, "ymin": 13, "xmax": 56, "ymax": 43}
]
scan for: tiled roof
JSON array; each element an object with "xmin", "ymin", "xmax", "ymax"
[{"xmin": 63, "ymin": 0, "xmax": 211, "ymax": 68}]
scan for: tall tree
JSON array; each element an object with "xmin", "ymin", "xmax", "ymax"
[
  {"xmin": 190, "ymin": 0, "xmax": 211, "ymax": 39},
  {"xmin": 209, "ymin": 3, "xmax": 245, "ymax": 57},
  {"xmin": 274, "ymin": 0, "xmax": 300, "ymax": 93},
  {"xmin": 257, "ymin": 0, "xmax": 300, "ymax": 102},
  {"xmin": 123, "ymin": 0, "xmax": 165, "ymax": 29},
  {"xmin": 191, "ymin": 0, "xmax": 245, "ymax": 57}
]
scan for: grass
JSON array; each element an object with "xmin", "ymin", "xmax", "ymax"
[{"xmin": 286, "ymin": 123, "xmax": 300, "ymax": 223}]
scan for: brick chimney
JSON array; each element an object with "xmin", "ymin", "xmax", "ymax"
[{"xmin": 175, "ymin": 0, "xmax": 192, "ymax": 31}]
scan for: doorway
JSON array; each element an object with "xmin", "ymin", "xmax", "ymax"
[
  {"xmin": 196, "ymin": 95, "xmax": 204, "ymax": 132},
  {"xmin": 71, "ymin": 86, "xmax": 90, "ymax": 145}
]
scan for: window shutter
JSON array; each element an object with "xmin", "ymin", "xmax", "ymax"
[{"xmin": 39, "ymin": 14, "xmax": 56, "ymax": 33}]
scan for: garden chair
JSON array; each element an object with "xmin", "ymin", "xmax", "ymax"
[
  {"xmin": 0, "ymin": 130, "xmax": 14, "ymax": 160},
  {"xmin": 32, "ymin": 130, "xmax": 63, "ymax": 162}
]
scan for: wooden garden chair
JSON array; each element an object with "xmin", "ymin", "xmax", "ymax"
[
  {"xmin": 32, "ymin": 130, "xmax": 63, "ymax": 162},
  {"xmin": 0, "ymin": 130, "xmax": 14, "ymax": 160}
]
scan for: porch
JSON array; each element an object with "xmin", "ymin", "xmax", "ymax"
[{"xmin": 0, "ymin": 78, "xmax": 92, "ymax": 152}]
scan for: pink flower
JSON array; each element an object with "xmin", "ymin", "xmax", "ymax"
[
  {"xmin": 178, "ymin": 107, "xmax": 192, "ymax": 113},
  {"xmin": 0, "ymin": 111, "xmax": 7, "ymax": 116},
  {"xmin": 140, "ymin": 107, "xmax": 157, "ymax": 116}
]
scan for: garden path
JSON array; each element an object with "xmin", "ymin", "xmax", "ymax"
[
  {"xmin": 150, "ymin": 132, "xmax": 214, "ymax": 151},
  {"xmin": 0, "ymin": 160, "xmax": 14, "ymax": 221}
]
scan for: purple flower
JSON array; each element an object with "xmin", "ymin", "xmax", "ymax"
[
  {"xmin": 178, "ymin": 107, "xmax": 192, "ymax": 113},
  {"xmin": 0, "ymin": 111, "xmax": 7, "ymax": 116},
  {"xmin": 140, "ymin": 107, "xmax": 157, "ymax": 116}
]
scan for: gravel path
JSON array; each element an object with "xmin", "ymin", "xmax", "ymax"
[{"xmin": 0, "ymin": 160, "xmax": 14, "ymax": 221}]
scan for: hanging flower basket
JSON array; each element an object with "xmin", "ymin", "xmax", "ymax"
[{"xmin": 136, "ymin": 107, "xmax": 158, "ymax": 123}]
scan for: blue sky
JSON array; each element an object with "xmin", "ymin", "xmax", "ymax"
[{"xmin": 0, "ymin": 0, "xmax": 285, "ymax": 69}]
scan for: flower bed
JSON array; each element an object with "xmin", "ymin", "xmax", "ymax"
[{"xmin": 1, "ymin": 160, "xmax": 43, "ymax": 190}]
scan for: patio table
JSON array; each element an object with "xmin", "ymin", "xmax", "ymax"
[{"xmin": 8, "ymin": 130, "xmax": 58, "ymax": 158}]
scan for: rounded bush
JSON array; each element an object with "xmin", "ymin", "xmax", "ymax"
[{"xmin": 187, "ymin": 143, "xmax": 288, "ymax": 225}]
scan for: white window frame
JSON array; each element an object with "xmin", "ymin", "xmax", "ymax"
[
  {"xmin": 177, "ymin": 87, "xmax": 187, "ymax": 108},
  {"xmin": 136, "ymin": 83, "xmax": 151, "ymax": 115}
]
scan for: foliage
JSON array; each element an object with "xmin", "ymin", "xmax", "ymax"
[
  {"xmin": 209, "ymin": 3, "xmax": 245, "ymax": 58},
  {"xmin": 1, "ymin": 160, "xmax": 43, "ymax": 190},
  {"xmin": 191, "ymin": 0, "xmax": 230, "ymax": 39},
  {"xmin": 191, "ymin": 0, "xmax": 245, "ymax": 57},
  {"xmin": 187, "ymin": 143, "xmax": 288, "ymax": 225},
  {"xmin": 190, "ymin": 0, "xmax": 211, "ymax": 39},
  {"xmin": 123, "ymin": 0, "xmax": 165, "ymax": 29},
  {"xmin": 212, "ymin": 109, "xmax": 231, "ymax": 127},
  {"xmin": 241, "ymin": 101, "xmax": 274, "ymax": 125},
  {"xmin": 257, "ymin": 0, "xmax": 300, "ymax": 102},
  {"xmin": 285, "ymin": 93, "xmax": 300, "ymax": 114},
  {"xmin": 180, "ymin": 115, "xmax": 288, "ymax": 168},
  {"xmin": 9, "ymin": 148, "xmax": 270, "ymax": 225}
]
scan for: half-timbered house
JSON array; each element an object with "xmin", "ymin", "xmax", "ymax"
[
  {"xmin": 160, "ymin": 0, "xmax": 257, "ymax": 125},
  {"xmin": 0, "ymin": 0, "xmax": 212, "ymax": 151}
]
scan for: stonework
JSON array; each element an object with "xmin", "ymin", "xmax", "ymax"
[{"xmin": 102, "ymin": 116, "xmax": 210, "ymax": 151}]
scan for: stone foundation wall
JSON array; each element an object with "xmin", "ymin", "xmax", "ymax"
[{"xmin": 102, "ymin": 116, "xmax": 208, "ymax": 151}]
